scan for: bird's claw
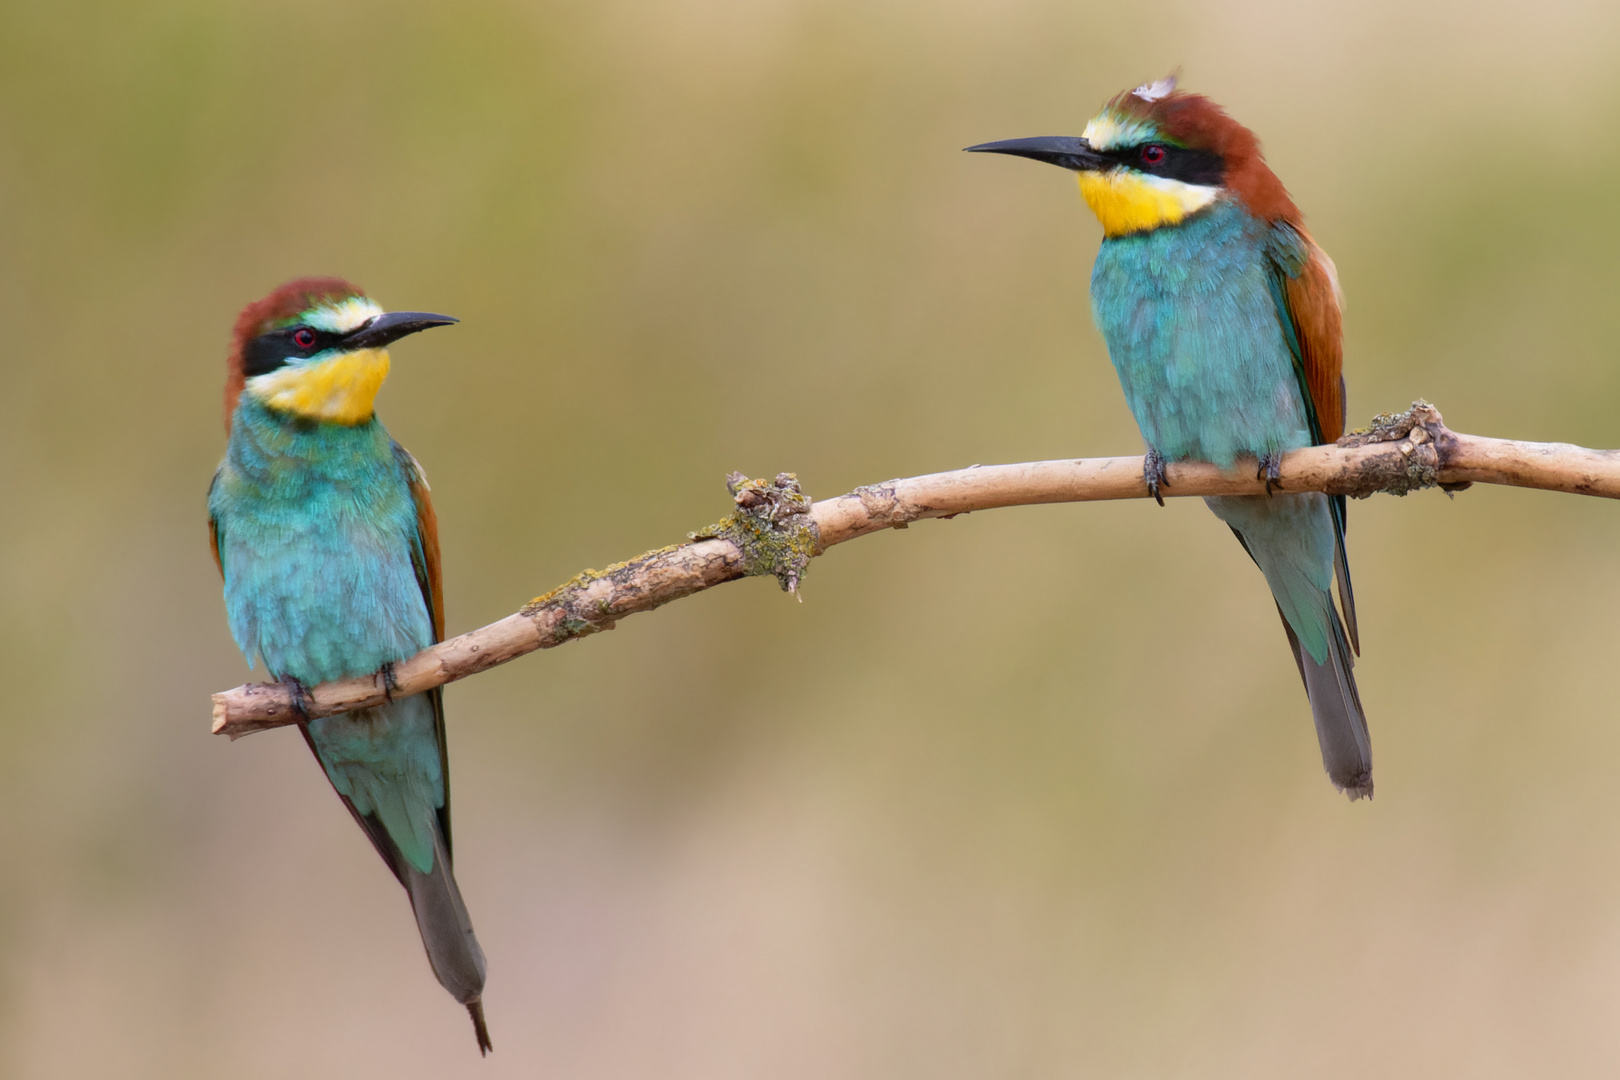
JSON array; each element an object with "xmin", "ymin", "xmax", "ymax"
[
  {"xmin": 1144, "ymin": 447, "xmax": 1168, "ymax": 507},
  {"xmin": 1257, "ymin": 452, "xmax": 1283, "ymax": 496},
  {"xmin": 379, "ymin": 661, "xmax": 399, "ymax": 702}
]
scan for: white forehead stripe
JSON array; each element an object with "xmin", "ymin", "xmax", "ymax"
[
  {"xmin": 304, "ymin": 296, "xmax": 383, "ymax": 334},
  {"xmin": 1082, "ymin": 113, "xmax": 1157, "ymax": 152}
]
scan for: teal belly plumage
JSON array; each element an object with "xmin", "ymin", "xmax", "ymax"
[
  {"xmin": 211, "ymin": 397, "xmax": 432, "ymax": 684},
  {"xmin": 210, "ymin": 399, "xmax": 447, "ymax": 873},
  {"xmin": 1091, "ymin": 200, "xmax": 1312, "ymax": 468},
  {"xmin": 211, "ymin": 398, "xmax": 486, "ymax": 1029},
  {"xmin": 1090, "ymin": 200, "xmax": 1371, "ymax": 798}
]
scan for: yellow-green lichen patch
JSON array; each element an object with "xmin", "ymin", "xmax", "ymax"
[
  {"xmin": 691, "ymin": 472, "xmax": 820, "ymax": 595},
  {"xmin": 524, "ymin": 568, "xmax": 608, "ymax": 612},
  {"xmin": 523, "ymin": 544, "xmax": 689, "ymax": 611},
  {"xmin": 521, "ymin": 544, "xmax": 691, "ymax": 644}
]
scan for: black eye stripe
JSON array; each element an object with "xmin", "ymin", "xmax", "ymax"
[
  {"xmin": 1100, "ymin": 143, "xmax": 1225, "ymax": 187},
  {"xmin": 240, "ymin": 325, "xmax": 345, "ymax": 378}
]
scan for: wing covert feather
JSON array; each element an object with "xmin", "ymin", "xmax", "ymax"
[
  {"xmin": 1281, "ymin": 240, "xmax": 1345, "ymax": 442},
  {"xmin": 1268, "ymin": 224, "xmax": 1359, "ymax": 652},
  {"xmin": 395, "ymin": 444, "xmax": 445, "ymax": 643}
]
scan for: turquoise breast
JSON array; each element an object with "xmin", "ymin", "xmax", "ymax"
[
  {"xmin": 209, "ymin": 398, "xmax": 433, "ymax": 685},
  {"xmin": 1089, "ymin": 199, "xmax": 1311, "ymax": 469}
]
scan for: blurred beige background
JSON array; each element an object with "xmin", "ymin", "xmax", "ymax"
[{"xmin": 3, "ymin": 0, "xmax": 1620, "ymax": 1075}]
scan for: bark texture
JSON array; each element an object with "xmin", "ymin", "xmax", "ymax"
[{"xmin": 211, "ymin": 403, "xmax": 1620, "ymax": 737}]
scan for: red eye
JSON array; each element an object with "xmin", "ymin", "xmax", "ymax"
[
  {"xmin": 1140, "ymin": 144, "xmax": 1167, "ymax": 165},
  {"xmin": 293, "ymin": 328, "xmax": 317, "ymax": 349}
]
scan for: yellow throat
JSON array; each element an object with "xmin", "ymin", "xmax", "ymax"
[
  {"xmin": 1077, "ymin": 169, "xmax": 1221, "ymax": 238},
  {"xmin": 247, "ymin": 348, "xmax": 391, "ymax": 425}
]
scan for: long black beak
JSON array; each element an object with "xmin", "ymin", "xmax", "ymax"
[
  {"xmin": 343, "ymin": 311, "xmax": 459, "ymax": 350},
  {"xmin": 963, "ymin": 136, "xmax": 1107, "ymax": 172}
]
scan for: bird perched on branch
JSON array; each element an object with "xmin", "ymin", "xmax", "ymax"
[
  {"xmin": 207, "ymin": 278, "xmax": 493, "ymax": 1050},
  {"xmin": 968, "ymin": 76, "xmax": 1371, "ymax": 799}
]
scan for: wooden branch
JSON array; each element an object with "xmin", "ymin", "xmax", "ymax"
[{"xmin": 211, "ymin": 403, "xmax": 1620, "ymax": 737}]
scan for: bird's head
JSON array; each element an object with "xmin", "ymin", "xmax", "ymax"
[
  {"xmin": 223, "ymin": 277, "xmax": 457, "ymax": 429},
  {"xmin": 966, "ymin": 74, "xmax": 1297, "ymax": 238}
]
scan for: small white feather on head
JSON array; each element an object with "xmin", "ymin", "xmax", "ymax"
[{"xmin": 1132, "ymin": 71, "xmax": 1178, "ymax": 103}]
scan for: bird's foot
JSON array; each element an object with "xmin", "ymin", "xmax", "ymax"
[
  {"xmin": 280, "ymin": 676, "xmax": 314, "ymax": 724},
  {"xmin": 379, "ymin": 661, "xmax": 398, "ymax": 703},
  {"xmin": 1144, "ymin": 447, "xmax": 1169, "ymax": 507},
  {"xmin": 1257, "ymin": 451, "xmax": 1283, "ymax": 496}
]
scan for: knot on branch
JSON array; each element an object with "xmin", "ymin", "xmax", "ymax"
[
  {"xmin": 851, "ymin": 481, "xmax": 919, "ymax": 528},
  {"xmin": 1335, "ymin": 400, "xmax": 1470, "ymax": 498},
  {"xmin": 691, "ymin": 472, "xmax": 819, "ymax": 596}
]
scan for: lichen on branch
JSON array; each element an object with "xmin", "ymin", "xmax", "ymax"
[{"xmin": 690, "ymin": 472, "xmax": 819, "ymax": 597}]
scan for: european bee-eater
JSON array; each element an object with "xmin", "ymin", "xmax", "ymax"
[
  {"xmin": 207, "ymin": 278, "xmax": 492, "ymax": 1050},
  {"xmin": 968, "ymin": 76, "xmax": 1371, "ymax": 799}
]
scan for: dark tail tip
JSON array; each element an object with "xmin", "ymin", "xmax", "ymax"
[{"xmin": 468, "ymin": 999, "xmax": 493, "ymax": 1055}]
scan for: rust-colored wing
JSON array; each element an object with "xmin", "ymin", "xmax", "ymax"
[
  {"xmin": 1269, "ymin": 223, "xmax": 1358, "ymax": 653},
  {"xmin": 1281, "ymin": 234, "xmax": 1346, "ymax": 442},
  {"xmin": 209, "ymin": 516, "xmax": 223, "ymax": 577},
  {"xmin": 395, "ymin": 443, "xmax": 445, "ymax": 642}
]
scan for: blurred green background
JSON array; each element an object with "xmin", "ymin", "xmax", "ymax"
[{"xmin": 3, "ymin": 0, "xmax": 1620, "ymax": 1075}]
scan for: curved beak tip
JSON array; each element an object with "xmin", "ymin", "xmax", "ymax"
[{"xmin": 396, "ymin": 312, "xmax": 459, "ymax": 329}]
